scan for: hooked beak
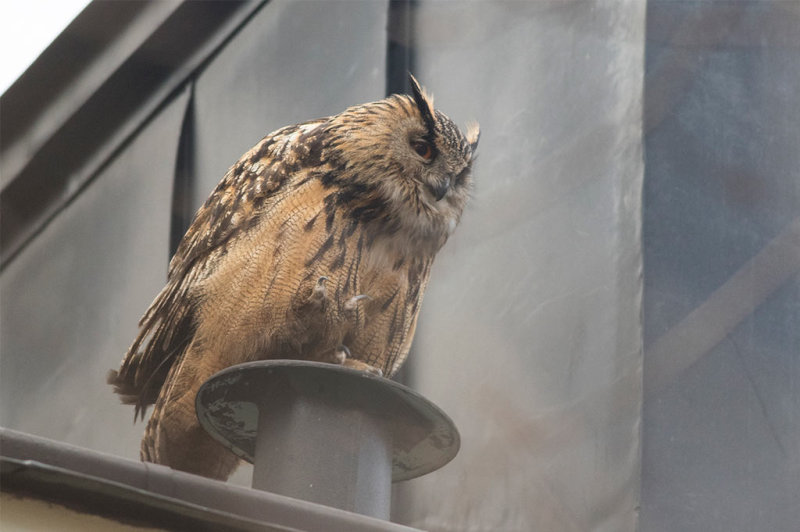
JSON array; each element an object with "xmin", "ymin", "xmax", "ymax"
[{"xmin": 429, "ymin": 177, "xmax": 451, "ymax": 201}]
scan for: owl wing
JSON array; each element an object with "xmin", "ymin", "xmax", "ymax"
[{"xmin": 109, "ymin": 119, "xmax": 329, "ymax": 419}]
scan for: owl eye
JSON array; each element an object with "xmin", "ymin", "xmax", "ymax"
[{"xmin": 411, "ymin": 140, "xmax": 434, "ymax": 161}]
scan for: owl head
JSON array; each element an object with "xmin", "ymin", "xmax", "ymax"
[{"xmin": 325, "ymin": 74, "xmax": 479, "ymax": 254}]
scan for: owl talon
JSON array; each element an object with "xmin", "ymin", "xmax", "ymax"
[
  {"xmin": 344, "ymin": 294, "xmax": 371, "ymax": 312},
  {"xmin": 311, "ymin": 276, "xmax": 329, "ymax": 306},
  {"xmin": 359, "ymin": 365, "xmax": 383, "ymax": 378},
  {"xmin": 332, "ymin": 345, "xmax": 383, "ymax": 377},
  {"xmin": 333, "ymin": 344, "xmax": 349, "ymax": 365}
]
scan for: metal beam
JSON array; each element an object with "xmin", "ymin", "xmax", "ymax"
[
  {"xmin": 0, "ymin": 0, "xmax": 267, "ymax": 267},
  {"xmin": 645, "ymin": 217, "xmax": 800, "ymax": 395}
]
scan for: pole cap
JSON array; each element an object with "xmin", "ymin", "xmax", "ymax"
[{"xmin": 196, "ymin": 360, "xmax": 460, "ymax": 481}]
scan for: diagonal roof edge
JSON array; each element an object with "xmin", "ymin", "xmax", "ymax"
[
  {"xmin": 0, "ymin": 1, "xmax": 264, "ymax": 267},
  {"xmin": 1, "ymin": 428, "xmax": 420, "ymax": 532}
]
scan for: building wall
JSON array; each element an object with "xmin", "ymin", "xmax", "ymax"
[
  {"xmin": 641, "ymin": 2, "xmax": 800, "ymax": 531},
  {"xmin": 4, "ymin": 1, "xmax": 796, "ymax": 531},
  {"xmin": 393, "ymin": 3, "xmax": 644, "ymax": 530},
  {"xmin": 0, "ymin": 88, "xmax": 188, "ymax": 458}
]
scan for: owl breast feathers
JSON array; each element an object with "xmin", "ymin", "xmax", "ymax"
[{"xmin": 108, "ymin": 75, "xmax": 479, "ymax": 480}]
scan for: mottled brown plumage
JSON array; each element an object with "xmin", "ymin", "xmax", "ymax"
[{"xmin": 108, "ymin": 76, "xmax": 479, "ymax": 480}]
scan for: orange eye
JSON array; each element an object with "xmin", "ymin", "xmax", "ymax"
[{"xmin": 411, "ymin": 140, "xmax": 434, "ymax": 161}]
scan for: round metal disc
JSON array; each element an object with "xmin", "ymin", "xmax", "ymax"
[{"xmin": 196, "ymin": 360, "xmax": 460, "ymax": 482}]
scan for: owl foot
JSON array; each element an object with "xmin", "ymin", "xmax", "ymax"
[
  {"xmin": 333, "ymin": 345, "xmax": 383, "ymax": 377},
  {"xmin": 333, "ymin": 344, "xmax": 349, "ymax": 364},
  {"xmin": 344, "ymin": 294, "xmax": 371, "ymax": 312},
  {"xmin": 311, "ymin": 276, "xmax": 329, "ymax": 307}
]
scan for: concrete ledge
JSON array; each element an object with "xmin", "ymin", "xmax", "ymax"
[{"xmin": 1, "ymin": 428, "xmax": 420, "ymax": 532}]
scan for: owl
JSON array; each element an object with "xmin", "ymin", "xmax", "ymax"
[{"xmin": 108, "ymin": 75, "xmax": 479, "ymax": 480}]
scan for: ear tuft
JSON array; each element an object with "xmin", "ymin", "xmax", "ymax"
[
  {"xmin": 408, "ymin": 73, "xmax": 437, "ymax": 137},
  {"xmin": 465, "ymin": 121, "xmax": 480, "ymax": 153}
]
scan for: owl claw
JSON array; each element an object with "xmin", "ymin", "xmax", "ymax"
[
  {"xmin": 361, "ymin": 365, "xmax": 383, "ymax": 378},
  {"xmin": 332, "ymin": 345, "xmax": 383, "ymax": 377},
  {"xmin": 311, "ymin": 276, "xmax": 329, "ymax": 306},
  {"xmin": 344, "ymin": 294, "xmax": 371, "ymax": 312},
  {"xmin": 334, "ymin": 344, "xmax": 350, "ymax": 365}
]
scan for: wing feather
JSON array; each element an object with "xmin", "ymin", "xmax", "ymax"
[{"xmin": 109, "ymin": 119, "xmax": 329, "ymax": 417}]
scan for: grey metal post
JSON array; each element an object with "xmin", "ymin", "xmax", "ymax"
[{"xmin": 196, "ymin": 360, "xmax": 460, "ymax": 520}]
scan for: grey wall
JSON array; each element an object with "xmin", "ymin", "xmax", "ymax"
[
  {"xmin": 393, "ymin": 2, "xmax": 645, "ymax": 531},
  {"xmin": 6, "ymin": 1, "xmax": 795, "ymax": 531},
  {"xmin": 191, "ymin": 0, "xmax": 388, "ymax": 206},
  {"xmin": 642, "ymin": 2, "xmax": 800, "ymax": 531},
  {"xmin": 0, "ymin": 88, "xmax": 189, "ymax": 458},
  {"xmin": 1, "ymin": 1, "xmax": 646, "ymax": 530}
]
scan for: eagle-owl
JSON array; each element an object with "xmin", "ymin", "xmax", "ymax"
[{"xmin": 108, "ymin": 75, "xmax": 479, "ymax": 480}]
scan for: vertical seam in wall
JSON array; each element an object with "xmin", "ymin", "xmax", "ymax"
[
  {"xmin": 170, "ymin": 80, "xmax": 197, "ymax": 261},
  {"xmin": 384, "ymin": 1, "xmax": 418, "ymax": 392},
  {"xmin": 386, "ymin": 0, "xmax": 418, "ymax": 96}
]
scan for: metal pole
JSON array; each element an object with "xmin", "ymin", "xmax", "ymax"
[
  {"xmin": 252, "ymin": 374, "xmax": 393, "ymax": 518},
  {"xmin": 196, "ymin": 360, "xmax": 460, "ymax": 520}
]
